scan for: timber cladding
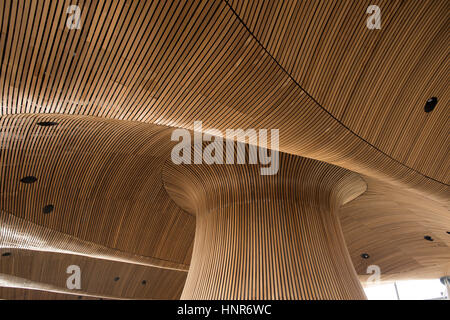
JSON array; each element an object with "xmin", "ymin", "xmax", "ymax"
[{"xmin": 0, "ymin": 1, "xmax": 448, "ymax": 299}]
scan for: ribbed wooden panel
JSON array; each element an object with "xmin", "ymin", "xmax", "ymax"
[
  {"xmin": 340, "ymin": 175, "xmax": 450, "ymax": 282},
  {"xmin": 1, "ymin": 114, "xmax": 195, "ymax": 265},
  {"xmin": 0, "ymin": 287, "xmax": 101, "ymax": 300},
  {"xmin": 0, "ymin": 248, "xmax": 187, "ymax": 299},
  {"xmin": 1, "ymin": 209, "xmax": 189, "ymax": 271},
  {"xmin": 0, "ymin": 0, "xmax": 447, "ymax": 198},
  {"xmin": 228, "ymin": 0, "xmax": 450, "ymax": 182},
  {"xmin": 1, "ymin": 114, "xmax": 193, "ymax": 299},
  {"xmin": 1, "ymin": 112, "xmax": 446, "ymax": 299},
  {"xmin": 0, "ymin": 0, "xmax": 448, "ymax": 299},
  {"xmin": 163, "ymin": 155, "xmax": 367, "ymax": 299}
]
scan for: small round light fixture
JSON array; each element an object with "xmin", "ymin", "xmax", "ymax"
[
  {"xmin": 424, "ymin": 97, "xmax": 438, "ymax": 113},
  {"xmin": 1, "ymin": 252, "xmax": 11, "ymax": 257},
  {"xmin": 43, "ymin": 204, "xmax": 54, "ymax": 214},
  {"xmin": 114, "ymin": 277, "xmax": 120, "ymax": 282},
  {"xmin": 361, "ymin": 253, "xmax": 370, "ymax": 259},
  {"xmin": 37, "ymin": 121, "xmax": 58, "ymax": 127},
  {"xmin": 20, "ymin": 176, "xmax": 37, "ymax": 184},
  {"xmin": 424, "ymin": 235, "xmax": 434, "ymax": 241}
]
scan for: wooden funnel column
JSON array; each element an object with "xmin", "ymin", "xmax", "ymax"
[{"xmin": 163, "ymin": 155, "xmax": 367, "ymax": 299}]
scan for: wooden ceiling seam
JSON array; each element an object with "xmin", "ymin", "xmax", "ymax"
[{"xmin": 222, "ymin": 0, "xmax": 449, "ymax": 187}]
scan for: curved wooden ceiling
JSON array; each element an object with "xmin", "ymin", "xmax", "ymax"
[
  {"xmin": 1, "ymin": 114, "xmax": 193, "ymax": 299},
  {"xmin": 0, "ymin": 0, "xmax": 449, "ymax": 299},
  {"xmin": 228, "ymin": 0, "xmax": 450, "ymax": 182},
  {"xmin": 341, "ymin": 175, "xmax": 450, "ymax": 282},
  {"xmin": 1, "ymin": 115, "xmax": 194, "ymax": 265}
]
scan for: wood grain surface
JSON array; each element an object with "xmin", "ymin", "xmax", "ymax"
[{"xmin": 0, "ymin": 0, "xmax": 448, "ymax": 299}]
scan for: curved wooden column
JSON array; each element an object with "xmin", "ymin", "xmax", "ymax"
[{"xmin": 163, "ymin": 155, "xmax": 367, "ymax": 299}]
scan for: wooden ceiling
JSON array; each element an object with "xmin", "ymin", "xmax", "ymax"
[
  {"xmin": 1, "ymin": 115, "xmax": 194, "ymax": 265},
  {"xmin": 1, "ymin": 114, "xmax": 192, "ymax": 299},
  {"xmin": 341, "ymin": 175, "xmax": 450, "ymax": 282},
  {"xmin": 0, "ymin": 0, "xmax": 449, "ymax": 299},
  {"xmin": 229, "ymin": 0, "xmax": 449, "ymax": 182},
  {"xmin": 0, "ymin": 248, "xmax": 187, "ymax": 299}
]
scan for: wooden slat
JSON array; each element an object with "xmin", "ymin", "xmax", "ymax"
[
  {"xmin": 0, "ymin": 0, "xmax": 448, "ymax": 299},
  {"xmin": 163, "ymin": 153, "xmax": 368, "ymax": 299},
  {"xmin": 228, "ymin": 0, "xmax": 450, "ymax": 182},
  {"xmin": 0, "ymin": 248, "xmax": 187, "ymax": 299}
]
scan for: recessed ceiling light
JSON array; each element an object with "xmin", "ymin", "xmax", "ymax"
[
  {"xmin": 20, "ymin": 176, "xmax": 37, "ymax": 184},
  {"xmin": 37, "ymin": 121, "xmax": 58, "ymax": 127},
  {"xmin": 361, "ymin": 253, "xmax": 370, "ymax": 259},
  {"xmin": 424, "ymin": 235, "xmax": 433, "ymax": 241},
  {"xmin": 43, "ymin": 204, "xmax": 54, "ymax": 214},
  {"xmin": 1, "ymin": 252, "xmax": 11, "ymax": 257},
  {"xmin": 424, "ymin": 97, "xmax": 438, "ymax": 113}
]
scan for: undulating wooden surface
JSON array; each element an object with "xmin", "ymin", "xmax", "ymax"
[
  {"xmin": 0, "ymin": 0, "xmax": 449, "ymax": 299},
  {"xmin": 163, "ymin": 154, "xmax": 367, "ymax": 299},
  {"xmin": 0, "ymin": 287, "xmax": 101, "ymax": 300},
  {"xmin": 0, "ymin": 248, "xmax": 187, "ymax": 299},
  {"xmin": 0, "ymin": 0, "xmax": 447, "ymax": 197},
  {"xmin": 228, "ymin": 0, "xmax": 450, "ymax": 183},
  {"xmin": 1, "ymin": 114, "xmax": 194, "ymax": 265},
  {"xmin": 1, "ymin": 114, "xmax": 193, "ymax": 299},
  {"xmin": 1, "ymin": 209, "xmax": 188, "ymax": 271},
  {"xmin": 341, "ymin": 176, "xmax": 450, "ymax": 282}
]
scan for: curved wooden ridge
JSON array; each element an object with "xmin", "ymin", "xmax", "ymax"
[
  {"xmin": 1, "ymin": 209, "xmax": 189, "ymax": 271},
  {"xmin": 0, "ymin": 1, "xmax": 449, "ymax": 299}
]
